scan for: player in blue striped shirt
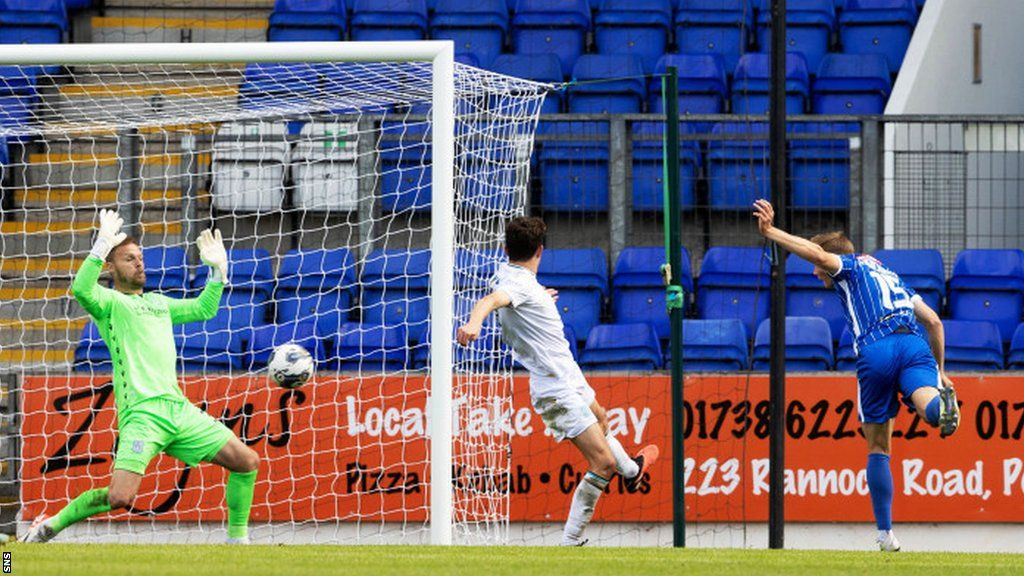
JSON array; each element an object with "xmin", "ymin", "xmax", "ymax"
[{"xmin": 754, "ymin": 199, "xmax": 959, "ymax": 552}]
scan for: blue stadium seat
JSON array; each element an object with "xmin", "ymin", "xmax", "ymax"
[
  {"xmin": 697, "ymin": 246, "xmax": 770, "ymax": 337},
  {"xmin": 753, "ymin": 316, "xmax": 834, "ymax": 371},
  {"xmin": 568, "ymin": 54, "xmax": 646, "ymax": 113},
  {"xmin": 732, "ymin": 52, "xmax": 810, "ymax": 115},
  {"xmin": 0, "ymin": 0, "xmax": 66, "ymax": 46},
  {"xmin": 647, "ymin": 53, "xmax": 728, "ymax": 116},
  {"xmin": 74, "ymin": 321, "xmax": 111, "ymax": 372},
  {"xmin": 537, "ymin": 248, "xmax": 609, "ymax": 342},
  {"xmin": 674, "ymin": 0, "xmax": 753, "ymax": 73},
  {"xmin": 676, "ymin": 318, "xmax": 749, "ymax": 372},
  {"xmin": 490, "ymin": 54, "xmax": 565, "ymax": 112},
  {"xmin": 247, "ymin": 320, "xmax": 324, "ymax": 370},
  {"xmin": 178, "ymin": 322, "xmax": 245, "ymax": 372},
  {"xmin": 238, "ymin": 62, "xmax": 321, "ymax": 110},
  {"xmin": 755, "ymin": 0, "xmax": 835, "ymax": 73},
  {"xmin": 948, "ymin": 249, "xmax": 1024, "ymax": 343},
  {"xmin": 873, "ymin": 248, "xmax": 944, "ymax": 313},
  {"xmin": 942, "ymin": 320, "xmax": 1004, "ymax": 371},
  {"xmin": 593, "ymin": 0, "xmax": 673, "ymax": 72},
  {"xmin": 360, "ymin": 248, "xmax": 432, "ymax": 330},
  {"xmin": 511, "ymin": 0, "xmax": 591, "ymax": 77},
  {"xmin": 268, "ymin": 0, "xmax": 346, "ymax": 42},
  {"xmin": 1009, "ymin": 324, "xmax": 1024, "ymax": 370},
  {"xmin": 631, "ymin": 122, "xmax": 701, "ymax": 211},
  {"xmin": 579, "ymin": 323, "xmax": 664, "ymax": 371},
  {"xmin": 143, "ymin": 246, "xmax": 188, "ymax": 295},
  {"xmin": 812, "ymin": 53, "xmax": 891, "ymax": 114},
  {"xmin": 351, "ymin": 0, "xmax": 428, "ymax": 40},
  {"xmin": 786, "ymin": 254, "xmax": 846, "ymax": 338},
  {"xmin": 536, "ymin": 121, "xmax": 609, "ymax": 212},
  {"xmin": 193, "ymin": 248, "xmax": 275, "ymax": 328},
  {"xmin": 612, "ymin": 246, "xmax": 694, "ymax": 340},
  {"xmin": 838, "ymin": 0, "xmax": 917, "ymax": 72},
  {"xmin": 836, "ymin": 327, "xmax": 856, "ymax": 371},
  {"xmin": 789, "ymin": 122, "xmax": 852, "ymax": 210},
  {"xmin": 0, "ymin": 65, "xmax": 37, "ymax": 137},
  {"xmin": 379, "ymin": 119, "xmax": 432, "ymax": 212},
  {"xmin": 431, "ymin": 0, "xmax": 509, "ymax": 68},
  {"xmin": 275, "ymin": 248, "xmax": 356, "ymax": 322},
  {"xmin": 706, "ymin": 122, "xmax": 769, "ymax": 210},
  {"xmin": 327, "ymin": 322, "xmax": 408, "ymax": 371}
]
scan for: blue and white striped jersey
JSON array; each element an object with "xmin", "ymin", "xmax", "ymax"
[{"xmin": 830, "ymin": 254, "xmax": 922, "ymax": 353}]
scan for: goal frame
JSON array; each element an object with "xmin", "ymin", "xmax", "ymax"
[{"xmin": 0, "ymin": 40, "xmax": 458, "ymax": 546}]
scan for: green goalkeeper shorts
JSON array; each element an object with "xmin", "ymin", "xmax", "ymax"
[{"xmin": 114, "ymin": 397, "xmax": 235, "ymax": 475}]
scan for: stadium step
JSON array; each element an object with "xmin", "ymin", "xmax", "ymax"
[
  {"xmin": 0, "ymin": 347, "xmax": 73, "ymax": 369},
  {"xmin": 90, "ymin": 14, "xmax": 269, "ymax": 44},
  {"xmin": 23, "ymin": 150, "xmax": 206, "ymax": 190},
  {"xmin": 0, "ymin": 258, "xmax": 81, "ymax": 279},
  {"xmin": 14, "ymin": 188, "xmax": 184, "ymax": 208},
  {"xmin": 0, "ymin": 220, "xmax": 183, "ymax": 235}
]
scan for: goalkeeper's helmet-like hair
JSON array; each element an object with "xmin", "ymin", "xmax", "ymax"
[
  {"xmin": 809, "ymin": 231, "xmax": 855, "ymax": 255},
  {"xmin": 505, "ymin": 217, "xmax": 546, "ymax": 262},
  {"xmin": 106, "ymin": 236, "xmax": 140, "ymax": 263}
]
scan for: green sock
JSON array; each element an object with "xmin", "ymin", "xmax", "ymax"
[
  {"xmin": 226, "ymin": 470, "xmax": 257, "ymax": 539},
  {"xmin": 50, "ymin": 488, "xmax": 112, "ymax": 533}
]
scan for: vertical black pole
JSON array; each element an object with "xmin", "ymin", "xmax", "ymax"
[
  {"xmin": 665, "ymin": 66, "xmax": 685, "ymax": 548},
  {"xmin": 768, "ymin": 0, "xmax": 788, "ymax": 550}
]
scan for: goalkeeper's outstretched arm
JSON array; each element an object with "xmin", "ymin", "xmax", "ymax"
[
  {"xmin": 71, "ymin": 209, "xmax": 125, "ymax": 319},
  {"xmin": 456, "ymin": 291, "xmax": 512, "ymax": 346},
  {"xmin": 164, "ymin": 229, "xmax": 228, "ymax": 325}
]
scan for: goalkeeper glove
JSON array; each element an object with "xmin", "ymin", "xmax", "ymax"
[
  {"xmin": 197, "ymin": 228, "xmax": 229, "ymax": 284},
  {"xmin": 89, "ymin": 208, "xmax": 127, "ymax": 260}
]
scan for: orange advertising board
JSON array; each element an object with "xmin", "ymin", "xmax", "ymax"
[{"xmin": 19, "ymin": 373, "xmax": 1024, "ymax": 523}]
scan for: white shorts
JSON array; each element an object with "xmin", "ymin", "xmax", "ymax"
[{"xmin": 530, "ymin": 373, "xmax": 598, "ymax": 442}]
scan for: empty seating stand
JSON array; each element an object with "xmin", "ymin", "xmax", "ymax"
[
  {"xmin": 836, "ymin": 328, "xmax": 857, "ymax": 371},
  {"xmin": 536, "ymin": 120, "xmax": 610, "ymax": 212},
  {"xmin": 731, "ymin": 52, "xmax": 810, "ymax": 115},
  {"xmin": 697, "ymin": 246, "xmax": 770, "ymax": 337},
  {"xmin": 431, "ymin": 0, "xmax": 509, "ymax": 69},
  {"xmin": 568, "ymin": 54, "xmax": 646, "ymax": 114},
  {"xmin": 360, "ymin": 249, "xmax": 432, "ymax": 330},
  {"xmin": 194, "ymin": 249, "xmax": 275, "ymax": 329},
  {"xmin": 948, "ymin": 249, "xmax": 1024, "ymax": 343},
  {"xmin": 329, "ymin": 322, "xmax": 409, "ymax": 371},
  {"xmin": 755, "ymin": 0, "xmax": 836, "ymax": 73},
  {"xmin": 537, "ymin": 248, "xmax": 609, "ymax": 342},
  {"xmin": 873, "ymin": 248, "xmax": 944, "ymax": 313},
  {"xmin": 942, "ymin": 320, "xmax": 1004, "ymax": 371},
  {"xmin": 594, "ymin": 0, "xmax": 673, "ymax": 73},
  {"xmin": 706, "ymin": 122, "xmax": 769, "ymax": 210},
  {"xmin": 351, "ymin": 0, "xmax": 429, "ymax": 41},
  {"xmin": 785, "ymin": 254, "xmax": 846, "ymax": 338},
  {"xmin": 675, "ymin": 0, "xmax": 753, "ymax": 73},
  {"xmin": 648, "ymin": 53, "xmax": 729, "ymax": 116},
  {"xmin": 379, "ymin": 112, "xmax": 433, "ymax": 212},
  {"xmin": 677, "ymin": 318, "xmax": 749, "ymax": 372},
  {"xmin": 1010, "ymin": 324, "xmax": 1024, "ymax": 370},
  {"xmin": 511, "ymin": 0, "xmax": 592, "ymax": 78},
  {"xmin": 268, "ymin": 0, "xmax": 347, "ymax": 42},
  {"xmin": 0, "ymin": 0, "xmax": 66, "ymax": 46},
  {"xmin": 812, "ymin": 53, "xmax": 891, "ymax": 114},
  {"xmin": 490, "ymin": 54, "xmax": 565, "ymax": 113},
  {"xmin": 0, "ymin": 65, "xmax": 38, "ymax": 138},
  {"xmin": 631, "ymin": 122, "xmax": 700, "ymax": 211},
  {"xmin": 753, "ymin": 316, "xmax": 834, "ymax": 371},
  {"xmin": 579, "ymin": 323, "xmax": 664, "ymax": 371},
  {"xmin": 178, "ymin": 320, "xmax": 245, "ymax": 372},
  {"xmin": 212, "ymin": 119, "xmax": 290, "ymax": 212},
  {"xmin": 789, "ymin": 122, "xmax": 852, "ymax": 210},
  {"xmin": 838, "ymin": 0, "xmax": 917, "ymax": 72},
  {"xmin": 248, "ymin": 320, "xmax": 324, "ymax": 369},
  {"xmin": 275, "ymin": 248, "xmax": 356, "ymax": 323},
  {"xmin": 143, "ymin": 246, "xmax": 189, "ymax": 296},
  {"xmin": 612, "ymin": 246, "xmax": 694, "ymax": 340}
]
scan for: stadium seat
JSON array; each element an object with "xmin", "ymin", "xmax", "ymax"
[
  {"xmin": 360, "ymin": 248, "xmax": 432, "ymax": 330},
  {"xmin": 836, "ymin": 327, "xmax": 856, "ymax": 371},
  {"xmin": 430, "ymin": 0, "xmax": 509, "ymax": 69},
  {"xmin": 178, "ymin": 322, "xmax": 245, "ymax": 372},
  {"xmin": 873, "ymin": 248, "xmax": 944, "ymax": 313},
  {"xmin": 379, "ymin": 118, "xmax": 432, "ymax": 212},
  {"xmin": 275, "ymin": 248, "xmax": 356, "ymax": 323},
  {"xmin": 838, "ymin": 0, "xmax": 917, "ymax": 73},
  {"xmin": 812, "ymin": 53, "xmax": 891, "ymax": 114},
  {"xmin": 674, "ymin": 0, "xmax": 753, "ymax": 73},
  {"xmin": 327, "ymin": 322, "xmax": 409, "ymax": 371},
  {"xmin": 0, "ymin": 0, "xmax": 66, "ymax": 46},
  {"xmin": 73, "ymin": 321, "xmax": 111, "ymax": 372},
  {"xmin": 785, "ymin": 254, "xmax": 846, "ymax": 338},
  {"xmin": 731, "ymin": 52, "xmax": 810, "ymax": 115},
  {"xmin": 567, "ymin": 54, "xmax": 646, "ymax": 114},
  {"xmin": 647, "ymin": 53, "xmax": 729, "ymax": 116},
  {"xmin": 579, "ymin": 323, "xmax": 664, "ymax": 371},
  {"xmin": 697, "ymin": 246, "xmax": 770, "ymax": 337},
  {"xmin": 536, "ymin": 120, "xmax": 610, "ymax": 212},
  {"xmin": 489, "ymin": 54, "xmax": 565, "ymax": 112},
  {"xmin": 753, "ymin": 316, "xmax": 834, "ymax": 371},
  {"xmin": 0, "ymin": 65, "xmax": 37, "ymax": 136},
  {"xmin": 942, "ymin": 320, "xmax": 1004, "ymax": 371},
  {"xmin": 948, "ymin": 249, "xmax": 1024, "ymax": 343},
  {"xmin": 755, "ymin": 0, "xmax": 836, "ymax": 73},
  {"xmin": 612, "ymin": 246, "xmax": 694, "ymax": 340},
  {"xmin": 1009, "ymin": 324, "xmax": 1024, "ymax": 370},
  {"xmin": 631, "ymin": 122, "xmax": 700, "ymax": 211},
  {"xmin": 143, "ymin": 246, "xmax": 189, "ymax": 296},
  {"xmin": 593, "ymin": 0, "xmax": 673, "ymax": 73},
  {"xmin": 291, "ymin": 120, "xmax": 360, "ymax": 211},
  {"xmin": 247, "ymin": 321, "xmax": 324, "ymax": 370},
  {"xmin": 351, "ymin": 0, "xmax": 429, "ymax": 41},
  {"xmin": 211, "ymin": 120, "xmax": 291, "ymax": 212},
  {"xmin": 706, "ymin": 122, "xmax": 769, "ymax": 210},
  {"xmin": 511, "ymin": 0, "xmax": 592, "ymax": 77},
  {"xmin": 675, "ymin": 318, "xmax": 749, "ymax": 372},
  {"xmin": 193, "ymin": 248, "xmax": 275, "ymax": 328},
  {"xmin": 411, "ymin": 322, "xmax": 511, "ymax": 371},
  {"xmin": 537, "ymin": 248, "xmax": 609, "ymax": 342},
  {"xmin": 788, "ymin": 122, "xmax": 852, "ymax": 210},
  {"xmin": 268, "ymin": 0, "xmax": 346, "ymax": 42},
  {"xmin": 237, "ymin": 62, "xmax": 321, "ymax": 110}
]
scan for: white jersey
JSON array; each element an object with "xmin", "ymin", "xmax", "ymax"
[{"xmin": 492, "ymin": 263, "xmax": 584, "ymax": 398}]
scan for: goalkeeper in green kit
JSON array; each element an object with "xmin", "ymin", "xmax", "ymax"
[{"xmin": 21, "ymin": 209, "xmax": 260, "ymax": 544}]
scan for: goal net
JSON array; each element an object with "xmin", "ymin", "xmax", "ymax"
[{"xmin": 4, "ymin": 42, "xmax": 549, "ymax": 545}]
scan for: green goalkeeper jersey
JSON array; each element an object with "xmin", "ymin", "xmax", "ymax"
[{"xmin": 71, "ymin": 255, "xmax": 224, "ymax": 416}]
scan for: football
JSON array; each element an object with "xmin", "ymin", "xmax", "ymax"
[{"xmin": 267, "ymin": 342, "xmax": 314, "ymax": 388}]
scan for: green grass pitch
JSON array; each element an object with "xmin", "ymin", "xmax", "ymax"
[{"xmin": 7, "ymin": 544, "xmax": 1024, "ymax": 576}]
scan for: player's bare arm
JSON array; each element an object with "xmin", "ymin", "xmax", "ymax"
[
  {"xmin": 753, "ymin": 199, "xmax": 842, "ymax": 275},
  {"xmin": 457, "ymin": 290, "xmax": 512, "ymax": 346}
]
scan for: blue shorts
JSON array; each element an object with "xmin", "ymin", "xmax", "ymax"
[{"xmin": 855, "ymin": 333, "xmax": 940, "ymax": 424}]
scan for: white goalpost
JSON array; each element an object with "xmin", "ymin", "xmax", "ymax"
[{"xmin": 2, "ymin": 41, "xmax": 548, "ymax": 545}]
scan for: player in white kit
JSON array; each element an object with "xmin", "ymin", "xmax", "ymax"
[{"xmin": 457, "ymin": 217, "xmax": 659, "ymax": 546}]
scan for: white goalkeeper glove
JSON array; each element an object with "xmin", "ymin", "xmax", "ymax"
[
  {"xmin": 89, "ymin": 208, "xmax": 127, "ymax": 260},
  {"xmin": 197, "ymin": 228, "xmax": 229, "ymax": 284}
]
